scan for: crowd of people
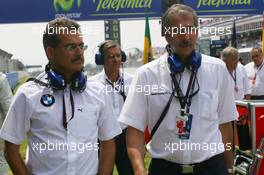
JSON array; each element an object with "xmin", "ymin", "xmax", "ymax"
[{"xmin": 0, "ymin": 3, "xmax": 263, "ymax": 175}]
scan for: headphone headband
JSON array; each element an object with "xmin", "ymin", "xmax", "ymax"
[
  {"xmin": 98, "ymin": 40, "xmax": 113, "ymax": 54},
  {"xmin": 95, "ymin": 40, "xmax": 127, "ymax": 65}
]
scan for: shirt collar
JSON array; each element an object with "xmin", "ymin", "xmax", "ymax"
[{"xmin": 102, "ymin": 69, "xmax": 122, "ymax": 84}]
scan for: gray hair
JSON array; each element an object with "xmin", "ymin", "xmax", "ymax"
[
  {"xmin": 162, "ymin": 4, "xmax": 198, "ymax": 28},
  {"xmin": 99, "ymin": 40, "xmax": 120, "ymax": 58},
  {"xmin": 251, "ymin": 47, "xmax": 263, "ymax": 54},
  {"xmin": 221, "ymin": 47, "xmax": 239, "ymax": 61}
]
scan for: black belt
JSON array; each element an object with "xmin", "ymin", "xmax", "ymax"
[
  {"xmin": 116, "ymin": 128, "xmax": 127, "ymax": 139},
  {"xmin": 151, "ymin": 153, "xmax": 225, "ymax": 174},
  {"xmin": 251, "ymin": 95, "xmax": 264, "ymax": 100}
]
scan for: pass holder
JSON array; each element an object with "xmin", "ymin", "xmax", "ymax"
[
  {"xmin": 177, "ymin": 111, "xmax": 188, "ymax": 121},
  {"xmin": 176, "ymin": 112, "xmax": 193, "ymax": 140}
]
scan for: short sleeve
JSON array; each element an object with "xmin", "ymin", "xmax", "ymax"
[
  {"xmin": 119, "ymin": 69, "xmax": 148, "ymax": 132},
  {"xmin": 0, "ymin": 88, "xmax": 31, "ymax": 144},
  {"xmin": 97, "ymin": 88, "xmax": 122, "ymax": 141},
  {"xmin": 0, "ymin": 74, "xmax": 13, "ymax": 117},
  {"xmin": 258, "ymin": 66, "xmax": 264, "ymax": 81},
  {"xmin": 241, "ymin": 66, "xmax": 252, "ymax": 95},
  {"xmin": 218, "ymin": 66, "xmax": 238, "ymax": 124}
]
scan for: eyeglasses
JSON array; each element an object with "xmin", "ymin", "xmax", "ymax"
[{"xmin": 63, "ymin": 43, "xmax": 88, "ymax": 52}]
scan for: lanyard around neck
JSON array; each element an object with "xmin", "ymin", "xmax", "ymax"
[
  {"xmin": 150, "ymin": 70, "xmax": 199, "ymax": 141},
  {"xmin": 229, "ymin": 69, "xmax": 237, "ymax": 86},
  {"xmin": 62, "ymin": 90, "xmax": 75, "ymax": 130},
  {"xmin": 105, "ymin": 78, "xmax": 126, "ymax": 101},
  {"xmin": 253, "ymin": 62, "xmax": 264, "ymax": 83},
  {"xmin": 255, "ymin": 62, "xmax": 264, "ymax": 74},
  {"xmin": 171, "ymin": 70, "xmax": 198, "ymax": 115}
]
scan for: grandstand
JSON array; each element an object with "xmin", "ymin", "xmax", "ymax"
[{"xmin": 199, "ymin": 15, "xmax": 263, "ymax": 54}]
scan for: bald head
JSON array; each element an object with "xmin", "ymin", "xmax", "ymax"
[
  {"xmin": 250, "ymin": 47, "xmax": 263, "ymax": 67},
  {"xmin": 221, "ymin": 47, "xmax": 239, "ymax": 71}
]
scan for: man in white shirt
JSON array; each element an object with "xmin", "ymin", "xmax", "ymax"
[
  {"xmin": 0, "ymin": 72, "xmax": 13, "ymax": 175},
  {"xmin": 221, "ymin": 47, "xmax": 251, "ymax": 100},
  {"xmin": 245, "ymin": 47, "xmax": 264, "ymax": 99},
  {"xmin": 119, "ymin": 4, "xmax": 237, "ymax": 175},
  {"xmin": 90, "ymin": 40, "xmax": 133, "ymax": 175},
  {"xmin": 0, "ymin": 18, "xmax": 121, "ymax": 175}
]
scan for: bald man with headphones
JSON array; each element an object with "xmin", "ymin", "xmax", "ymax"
[
  {"xmin": 90, "ymin": 40, "xmax": 134, "ymax": 175},
  {"xmin": 0, "ymin": 18, "xmax": 121, "ymax": 175}
]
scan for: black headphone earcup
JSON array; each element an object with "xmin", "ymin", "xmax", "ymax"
[
  {"xmin": 121, "ymin": 50, "xmax": 127, "ymax": 62},
  {"xmin": 95, "ymin": 52, "xmax": 104, "ymax": 65},
  {"xmin": 95, "ymin": 40, "xmax": 109, "ymax": 65},
  {"xmin": 96, "ymin": 40, "xmax": 126, "ymax": 64}
]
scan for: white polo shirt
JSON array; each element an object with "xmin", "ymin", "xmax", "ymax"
[
  {"xmin": 0, "ymin": 74, "xmax": 122, "ymax": 175},
  {"xmin": 0, "ymin": 72, "xmax": 13, "ymax": 174},
  {"xmin": 0, "ymin": 72, "xmax": 13, "ymax": 126},
  {"xmin": 245, "ymin": 61, "xmax": 264, "ymax": 96},
  {"xmin": 119, "ymin": 54, "xmax": 237, "ymax": 164},
  {"xmin": 232, "ymin": 63, "xmax": 251, "ymax": 100},
  {"xmin": 89, "ymin": 70, "xmax": 133, "ymax": 130}
]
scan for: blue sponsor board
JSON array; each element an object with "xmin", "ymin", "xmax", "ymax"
[
  {"xmin": 185, "ymin": 0, "xmax": 264, "ymax": 16},
  {"xmin": 0, "ymin": 0, "xmax": 162, "ymax": 23},
  {"xmin": 0, "ymin": 0, "xmax": 263, "ymax": 24}
]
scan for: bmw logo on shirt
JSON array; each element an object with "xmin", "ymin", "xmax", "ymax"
[{"xmin": 40, "ymin": 94, "xmax": 55, "ymax": 107}]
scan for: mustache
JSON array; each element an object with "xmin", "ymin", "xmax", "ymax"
[
  {"xmin": 179, "ymin": 40, "xmax": 192, "ymax": 48},
  {"xmin": 71, "ymin": 56, "xmax": 83, "ymax": 63}
]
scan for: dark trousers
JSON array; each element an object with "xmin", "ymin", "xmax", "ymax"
[
  {"xmin": 115, "ymin": 129, "xmax": 133, "ymax": 175},
  {"xmin": 148, "ymin": 153, "xmax": 228, "ymax": 175}
]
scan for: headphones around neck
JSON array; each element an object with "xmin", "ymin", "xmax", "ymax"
[
  {"xmin": 166, "ymin": 45, "xmax": 201, "ymax": 74},
  {"xmin": 95, "ymin": 40, "xmax": 127, "ymax": 65},
  {"xmin": 45, "ymin": 64, "xmax": 87, "ymax": 92}
]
